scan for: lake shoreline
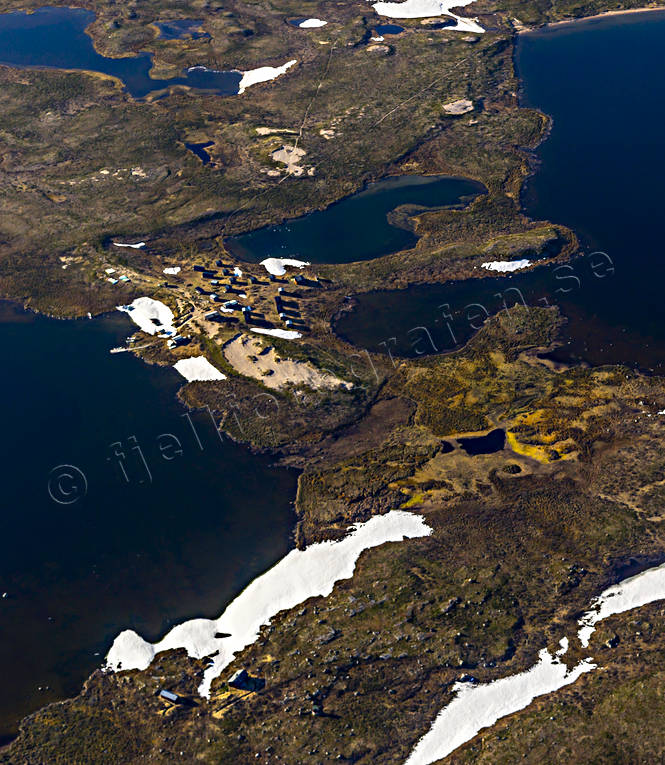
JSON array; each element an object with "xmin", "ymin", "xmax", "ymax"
[
  {"xmin": 518, "ymin": 4, "xmax": 665, "ymax": 33},
  {"xmin": 0, "ymin": 302, "xmax": 299, "ymax": 743},
  {"xmin": 6, "ymin": 2, "xmax": 664, "ymax": 761}
]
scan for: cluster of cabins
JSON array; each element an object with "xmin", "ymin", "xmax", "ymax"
[
  {"xmin": 156, "ymin": 668, "xmax": 264, "ymax": 712},
  {"xmin": 104, "ymin": 267, "xmax": 131, "ymax": 285},
  {"xmin": 183, "ymin": 258, "xmax": 315, "ymax": 334},
  {"xmin": 166, "ymin": 334, "xmax": 190, "ymax": 350}
]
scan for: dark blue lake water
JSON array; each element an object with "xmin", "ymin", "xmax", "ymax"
[
  {"xmin": 0, "ymin": 6, "xmax": 239, "ymax": 98},
  {"xmin": 336, "ymin": 11, "xmax": 665, "ymax": 371},
  {"xmin": 374, "ymin": 24, "xmax": 405, "ymax": 35},
  {"xmin": 186, "ymin": 140, "xmax": 214, "ymax": 164},
  {"xmin": 0, "ymin": 303, "xmax": 296, "ymax": 742},
  {"xmin": 227, "ymin": 174, "xmax": 486, "ymax": 265}
]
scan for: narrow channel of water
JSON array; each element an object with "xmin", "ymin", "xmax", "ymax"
[
  {"xmin": 335, "ymin": 11, "xmax": 665, "ymax": 372},
  {"xmin": 0, "ymin": 303, "xmax": 296, "ymax": 742}
]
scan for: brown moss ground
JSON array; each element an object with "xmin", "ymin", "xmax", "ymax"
[
  {"xmin": 6, "ymin": 469, "xmax": 665, "ymax": 763},
  {"xmin": 4, "ymin": 0, "xmax": 665, "ymax": 761},
  {"xmin": 0, "ymin": 0, "xmax": 561, "ymax": 316},
  {"xmin": 448, "ymin": 601, "xmax": 665, "ymax": 763}
]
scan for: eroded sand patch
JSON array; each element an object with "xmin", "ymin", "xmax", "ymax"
[
  {"xmin": 443, "ymin": 98, "xmax": 474, "ymax": 115},
  {"xmin": 271, "ymin": 144, "xmax": 307, "ymax": 175},
  {"xmin": 224, "ymin": 333, "xmax": 351, "ymax": 390}
]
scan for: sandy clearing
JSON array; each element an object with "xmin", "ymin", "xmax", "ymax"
[
  {"xmin": 271, "ymin": 144, "xmax": 307, "ymax": 175},
  {"xmin": 255, "ymin": 127, "xmax": 298, "ymax": 136},
  {"xmin": 224, "ymin": 334, "xmax": 351, "ymax": 390},
  {"xmin": 443, "ymin": 98, "xmax": 474, "ymax": 114}
]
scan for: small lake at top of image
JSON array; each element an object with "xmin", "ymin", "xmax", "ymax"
[
  {"xmin": 335, "ymin": 10, "xmax": 665, "ymax": 374},
  {"xmin": 226, "ymin": 174, "xmax": 486, "ymax": 265},
  {"xmin": 0, "ymin": 6, "xmax": 240, "ymax": 98}
]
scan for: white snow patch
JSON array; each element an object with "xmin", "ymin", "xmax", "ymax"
[
  {"xmin": 481, "ymin": 259, "xmax": 532, "ymax": 272},
  {"xmin": 578, "ymin": 560, "xmax": 665, "ymax": 647},
  {"xmin": 405, "ymin": 649, "xmax": 596, "ymax": 765},
  {"xmin": 163, "ymin": 266, "xmax": 181, "ymax": 275},
  {"xmin": 117, "ymin": 297, "xmax": 175, "ymax": 336},
  {"xmin": 105, "ymin": 511, "xmax": 431, "ymax": 696},
  {"xmin": 297, "ymin": 18, "xmax": 327, "ymax": 28},
  {"xmin": 445, "ymin": 14, "xmax": 485, "ymax": 32},
  {"xmin": 233, "ymin": 266, "xmax": 243, "ymax": 277},
  {"xmin": 113, "ymin": 241, "xmax": 146, "ymax": 249},
  {"xmin": 238, "ymin": 60, "xmax": 297, "ymax": 94},
  {"xmin": 371, "ymin": 35, "xmax": 385, "ymax": 41},
  {"xmin": 251, "ymin": 327, "xmax": 302, "ymax": 340},
  {"xmin": 371, "ymin": 0, "xmax": 484, "ymax": 32},
  {"xmin": 260, "ymin": 257, "xmax": 310, "ymax": 276},
  {"xmin": 173, "ymin": 356, "xmax": 226, "ymax": 382},
  {"xmin": 407, "ymin": 556, "xmax": 665, "ymax": 764}
]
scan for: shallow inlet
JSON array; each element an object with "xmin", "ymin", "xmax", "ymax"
[
  {"xmin": 226, "ymin": 174, "xmax": 485, "ymax": 265},
  {"xmin": 0, "ymin": 6, "xmax": 240, "ymax": 98},
  {"xmin": 336, "ymin": 10, "xmax": 665, "ymax": 373},
  {"xmin": 0, "ymin": 303, "xmax": 296, "ymax": 743}
]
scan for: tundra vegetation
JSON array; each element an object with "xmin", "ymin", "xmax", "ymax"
[{"xmin": 3, "ymin": 0, "xmax": 665, "ymax": 761}]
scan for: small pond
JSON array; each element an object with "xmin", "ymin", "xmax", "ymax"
[
  {"xmin": 375, "ymin": 24, "xmax": 405, "ymax": 35},
  {"xmin": 185, "ymin": 140, "xmax": 214, "ymax": 164},
  {"xmin": 458, "ymin": 429, "xmax": 506, "ymax": 455}
]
